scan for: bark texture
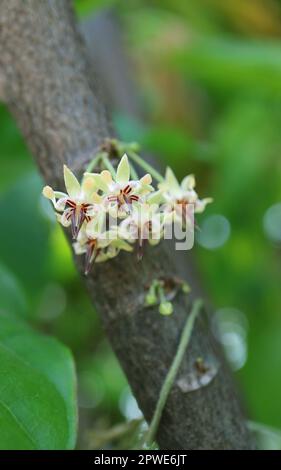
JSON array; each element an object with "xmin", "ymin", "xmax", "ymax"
[{"xmin": 0, "ymin": 0, "xmax": 254, "ymax": 449}]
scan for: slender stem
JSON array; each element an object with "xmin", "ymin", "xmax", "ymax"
[
  {"xmin": 144, "ymin": 298, "xmax": 203, "ymax": 447},
  {"xmin": 85, "ymin": 152, "xmax": 103, "ymax": 173},
  {"xmin": 85, "ymin": 146, "xmax": 163, "ymax": 185},
  {"xmin": 128, "ymin": 151, "xmax": 164, "ymax": 183},
  {"xmin": 102, "ymin": 155, "xmax": 117, "ymax": 178},
  {"xmin": 158, "ymin": 285, "xmax": 166, "ymax": 303},
  {"xmin": 130, "ymin": 162, "xmax": 139, "ymax": 180}
]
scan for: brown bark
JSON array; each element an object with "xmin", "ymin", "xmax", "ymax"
[{"xmin": 0, "ymin": 0, "xmax": 254, "ymax": 449}]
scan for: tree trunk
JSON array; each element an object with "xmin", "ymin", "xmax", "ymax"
[{"xmin": 0, "ymin": 0, "xmax": 254, "ymax": 449}]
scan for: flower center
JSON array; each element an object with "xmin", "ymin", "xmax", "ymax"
[
  {"xmin": 107, "ymin": 185, "xmax": 139, "ymax": 209},
  {"xmin": 65, "ymin": 200, "xmax": 92, "ymax": 239}
]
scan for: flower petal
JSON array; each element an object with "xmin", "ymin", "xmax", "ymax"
[
  {"xmin": 181, "ymin": 174, "xmax": 195, "ymax": 191},
  {"xmin": 64, "ymin": 165, "xmax": 81, "ymax": 198},
  {"xmin": 116, "ymin": 154, "xmax": 130, "ymax": 184},
  {"xmin": 84, "ymin": 172, "xmax": 109, "ymax": 193},
  {"xmin": 106, "ymin": 246, "xmax": 119, "ymax": 259},
  {"xmin": 149, "ymin": 237, "xmax": 161, "ymax": 246},
  {"xmin": 195, "ymin": 197, "xmax": 213, "ymax": 213},
  {"xmin": 97, "ymin": 229, "xmax": 117, "ymax": 248},
  {"xmin": 91, "ymin": 192, "xmax": 103, "ymax": 204},
  {"xmin": 81, "ymin": 174, "xmax": 97, "ymax": 199},
  {"xmin": 140, "ymin": 173, "xmax": 152, "ymax": 185},
  {"xmin": 138, "ymin": 184, "xmax": 154, "ymax": 195},
  {"xmin": 54, "ymin": 191, "xmax": 68, "ymax": 199},
  {"xmin": 59, "ymin": 211, "xmax": 72, "ymax": 227},
  {"xmin": 95, "ymin": 251, "xmax": 110, "ymax": 263},
  {"xmin": 147, "ymin": 190, "xmax": 164, "ymax": 205},
  {"xmin": 86, "ymin": 212, "xmax": 106, "ymax": 238},
  {"xmin": 116, "ymin": 239, "xmax": 134, "ymax": 252},
  {"xmin": 42, "ymin": 185, "xmax": 55, "ymax": 200},
  {"xmin": 101, "ymin": 170, "xmax": 113, "ymax": 185},
  {"xmin": 73, "ymin": 241, "xmax": 86, "ymax": 255},
  {"xmin": 165, "ymin": 167, "xmax": 180, "ymax": 191},
  {"xmin": 56, "ymin": 196, "xmax": 68, "ymax": 211}
]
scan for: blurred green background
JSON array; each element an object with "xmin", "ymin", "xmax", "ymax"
[{"xmin": 1, "ymin": 0, "xmax": 281, "ymax": 449}]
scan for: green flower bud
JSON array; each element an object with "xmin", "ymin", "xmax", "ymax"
[
  {"xmin": 159, "ymin": 301, "xmax": 173, "ymax": 316},
  {"xmin": 182, "ymin": 282, "xmax": 191, "ymax": 294},
  {"xmin": 145, "ymin": 293, "xmax": 158, "ymax": 306}
]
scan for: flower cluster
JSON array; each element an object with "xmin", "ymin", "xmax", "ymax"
[{"xmin": 43, "ymin": 151, "xmax": 212, "ymax": 275}]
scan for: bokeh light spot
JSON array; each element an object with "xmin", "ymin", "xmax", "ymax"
[
  {"xmin": 263, "ymin": 203, "xmax": 281, "ymax": 243},
  {"xmin": 212, "ymin": 307, "xmax": 248, "ymax": 371},
  {"xmin": 197, "ymin": 214, "xmax": 231, "ymax": 250}
]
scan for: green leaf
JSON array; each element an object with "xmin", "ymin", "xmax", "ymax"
[
  {"xmin": 0, "ymin": 172, "xmax": 51, "ymax": 293},
  {"xmin": 174, "ymin": 36, "xmax": 281, "ymax": 97},
  {"xmin": 0, "ymin": 105, "xmax": 33, "ymax": 194},
  {"xmin": 0, "ymin": 263, "xmax": 27, "ymax": 318},
  {"xmin": 0, "ymin": 315, "xmax": 77, "ymax": 449},
  {"xmin": 74, "ymin": 0, "xmax": 115, "ymax": 18}
]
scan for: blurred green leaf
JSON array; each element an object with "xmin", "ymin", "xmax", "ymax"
[
  {"xmin": 78, "ymin": 341, "xmax": 127, "ymax": 416},
  {"xmin": 0, "ymin": 105, "xmax": 33, "ymax": 193},
  {"xmin": 174, "ymin": 36, "xmax": 281, "ymax": 96},
  {"xmin": 0, "ymin": 172, "xmax": 51, "ymax": 294},
  {"xmin": 47, "ymin": 226, "xmax": 77, "ymax": 283},
  {"xmin": 74, "ymin": 0, "xmax": 115, "ymax": 17},
  {"xmin": 0, "ymin": 263, "xmax": 27, "ymax": 318},
  {"xmin": 0, "ymin": 315, "xmax": 77, "ymax": 449},
  {"xmin": 113, "ymin": 112, "xmax": 147, "ymax": 143},
  {"xmin": 142, "ymin": 125, "xmax": 192, "ymax": 158}
]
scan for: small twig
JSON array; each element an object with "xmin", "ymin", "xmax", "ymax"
[{"xmin": 144, "ymin": 298, "xmax": 203, "ymax": 447}]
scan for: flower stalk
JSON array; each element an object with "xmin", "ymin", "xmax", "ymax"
[
  {"xmin": 86, "ymin": 152, "xmax": 104, "ymax": 173},
  {"xmin": 127, "ymin": 150, "xmax": 164, "ymax": 183},
  {"xmin": 143, "ymin": 298, "xmax": 203, "ymax": 447}
]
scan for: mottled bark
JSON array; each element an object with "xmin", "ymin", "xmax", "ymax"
[{"xmin": 0, "ymin": 0, "xmax": 254, "ymax": 449}]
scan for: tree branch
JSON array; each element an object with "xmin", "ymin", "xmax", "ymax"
[{"xmin": 0, "ymin": 0, "xmax": 254, "ymax": 449}]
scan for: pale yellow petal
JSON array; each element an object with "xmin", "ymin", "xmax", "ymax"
[
  {"xmin": 195, "ymin": 197, "xmax": 213, "ymax": 213},
  {"xmin": 60, "ymin": 212, "xmax": 71, "ymax": 227},
  {"xmin": 100, "ymin": 170, "xmax": 112, "ymax": 183},
  {"xmin": 140, "ymin": 173, "xmax": 152, "ymax": 185},
  {"xmin": 165, "ymin": 167, "xmax": 180, "ymax": 191},
  {"xmin": 147, "ymin": 190, "xmax": 164, "ymax": 205},
  {"xmin": 85, "ymin": 172, "xmax": 110, "ymax": 192},
  {"xmin": 73, "ymin": 241, "xmax": 86, "ymax": 255},
  {"xmin": 91, "ymin": 192, "xmax": 103, "ymax": 204},
  {"xmin": 42, "ymin": 185, "xmax": 55, "ymax": 200},
  {"xmin": 116, "ymin": 154, "xmax": 130, "ymax": 184},
  {"xmin": 63, "ymin": 165, "xmax": 81, "ymax": 198},
  {"xmin": 81, "ymin": 174, "xmax": 97, "ymax": 197},
  {"xmin": 181, "ymin": 174, "xmax": 195, "ymax": 191}
]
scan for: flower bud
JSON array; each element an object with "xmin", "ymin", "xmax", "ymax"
[
  {"xmin": 145, "ymin": 293, "xmax": 158, "ymax": 306},
  {"xmin": 182, "ymin": 282, "xmax": 191, "ymax": 294},
  {"xmin": 159, "ymin": 301, "xmax": 173, "ymax": 315}
]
